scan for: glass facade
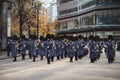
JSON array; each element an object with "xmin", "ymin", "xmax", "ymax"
[
  {"xmin": 57, "ymin": 0, "xmax": 120, "ymax": 38},
  {"xmin": 79, "ymin": 13, "xmax": 95, "ymax": 27},
  {"xmin": 57, "ymin": 23, "xmax": 61, "ymax": 30},
  {"xmin": 59, "ymin": 7, "xmax": 78, "ymax": 15},
  {"xmin": 58, "ymin": 18, "xmax": 78, "ymax": 30},
  {"xmin": 96, "ymin": 9, "xmax": 120, "ymax": 25},
  {"xmin": 96, "ymin": 0, "xmax": 120, "ymax": 6},
  {"xmin": 59, "ymin": 0, "xmax": 74, "ymax": 5},
  {"xmin": 81, "ymin": 0, "xmax": 95, "ymax": 9}
]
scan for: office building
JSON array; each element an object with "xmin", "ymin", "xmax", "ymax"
[{"xmin": 57, "ymin": 0, "xmax": 120, "ymax": 39}]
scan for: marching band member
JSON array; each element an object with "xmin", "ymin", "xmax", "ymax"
[
  {"xmin": 19, "ymin": 38, "xmax": 27, "ymax": 60},
  {"xmin": 38, "ymin": 36, "xmax": 44, "ymax": 60},
  {"xmin": 44, "ymin": 35, "xmax": 54, "ymax": 64},
  {"xmin": 67, "ymin": 36, "xmax": 75, "ymax": 62},
  {"xmin": 88, "ymin": 38, "xmax": 96, "ymax": 63},
  {"xmin": 106, "ymin": 40, "xmax": 116, "ymax": 63},
  {"xmin": 10, "ymin": 36, "xmax": 18, "ymax": 62}
]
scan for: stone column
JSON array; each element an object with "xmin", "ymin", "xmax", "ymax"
[{"xmin": 0, "ymin": 2, "xmax": 8, "ymax": 49}]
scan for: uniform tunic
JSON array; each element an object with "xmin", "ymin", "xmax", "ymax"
[
  {"xmin": 106, "ymin": 41, "xmax": 115, "ymax": 59},
  {"xmin": 20, "ymin": 40, "xmax": 27, "ymax": 55},
  {"xmin": 67, "ymin": 41, "xmax": 75, "ymax": 58},
  {"xmin": 10, "ymin": 41, "xmax": 17, "ymax": 58},
  {"xmin": 55, "ymin": 40, "xmax": 61, "ymax": 57},
  {"xmin": 76, "ymin": 40, "xmax": 84, "ymax": 57},
  {"xmin": 38, "ymin": 41, "xmax": 44, "ymax": 56},
  {"xmin": 29, "ymin": 40, "xmax": 36, "ymax": 57},
  {"xmin": 88, "ymin": 40, "xmax": 96, "ymax": 59},
  {"xmin": 44, "ymin": 40, "xmax": 54, "ymax": 58}
]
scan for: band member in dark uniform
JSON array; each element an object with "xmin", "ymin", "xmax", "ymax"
[{"xmin": 10, "ymin": 35, "xmax": 18, "ymax": 62}]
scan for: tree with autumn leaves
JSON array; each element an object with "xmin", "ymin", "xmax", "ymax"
[
  {"xmin": 39, "ymin": 14, "xmax": 58, "ymax": 37},
  {"xmin": 11, "ymin": 0, "xmax": 37, "ymax": 37},
  {"xmin": 11, "ymin": 0, "xmax": 58, "ymax": 38}
]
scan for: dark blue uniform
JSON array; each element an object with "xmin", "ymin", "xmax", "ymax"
[
  {"xmin": 88, "ymin": 40, "xmax": 96, "ymax": 63},
  {"xmin": 55, "ymin": 40, "xmax": 61, "ymax": 60},
  {"xmin": 106, "ymin": 41, "xmax": 115, "ymax": 63},
  {"xmin": 44, "ymin": 40, "xmax": 54, "ymax": 64},
  {"xmin": 38, "ymin": 41, "xmax": 44, "ymax": 60},
  {"xmin": 76, "ymin": 40, "xmax": 84, "ymax": 59},
  {"xmin": 67, "ymin": 41, "xmax": 75, "ymax": 62},
  {"xmin": 20, "ymin": 40, "xmax": 27, "ymax": 60},
  {"xmin": 10, "ymin": 40, "xmax": 17, "ymax": 61},
  {"xmin": 61, "ymin": 40, "xmax": 65, "ymax": 59},
  {"xmin": 29, "ymin": 40, "xmax": 37, "ymax": 62}
]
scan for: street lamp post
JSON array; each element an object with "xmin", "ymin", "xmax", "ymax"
[{"xmin": 37, "ymin": 7, "xmax": 39, "ymax": 37}]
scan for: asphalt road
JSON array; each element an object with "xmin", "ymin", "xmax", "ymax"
[{"xmin": 0, "ymin": 51, "xmax": 120, "ymax": 80}]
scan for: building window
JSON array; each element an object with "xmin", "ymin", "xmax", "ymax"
[
  {"xmin": 57, "ymin": 23, "xmax": 61, "ymax": 30},
  {"xmin": 75, "ymin": 19, "xmax": 78, "ymax": 27},
  {"xmin": 59, "ymin": 7, "xmax": 78, "ymax": 15},
  {"xmin": 79, "ymin": 13, "xmax": 95, "ymax": 27},
  {"xmin": 97, "ymin": 0, "xmax": 120, "ymax": 6},
  {"xmin": 97, "ymin": 10, "xmax": 120, "ymax": 25},
  {"xmin": 59, "ymin": 0, "xmax": 74, "ymax": 5},
  {"xmin": 60, "ymin": 22, "xmax": 68, "ymax": 30},
  {"xmin": 81, "ymin": 0, "xmax": 95, "ymax": 9}
]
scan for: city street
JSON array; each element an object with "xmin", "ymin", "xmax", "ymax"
[
  {"xmin": 0, "ymin": 51, "xmax": 120, "ymax": 80},
  {"xmin": 0, "ymin": 1, "xmax": 120, "ymax": 80}
]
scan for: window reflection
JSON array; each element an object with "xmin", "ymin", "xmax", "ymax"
[{"xmin": 97, "ymin": 10, "xmax": 120, "ymax": 25}]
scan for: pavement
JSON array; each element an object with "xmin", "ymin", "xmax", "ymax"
[
  {"xmin": 0, "ymin": 51, "xmax": 22, "ymax": 60},
  {"xmin": 0, "ymin": 51, "xmax": 120, "ymax": 80},
  {"xmin": 0, "ymin": 51, "xmax": 9, "ymax": 60}
]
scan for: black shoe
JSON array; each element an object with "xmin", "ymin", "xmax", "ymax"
[
  {"xmin": 70, "ymin": 60, "xmax": 73, "ymax": 62},
  {"xmin": 33, "ymin": 60, "xmax": 35, "ymax": 62},
  {"xmin": 41, "ymin": 56, "xmax": 43, "ymax": 60},
  {"xmin": 33, "ymin": 59, "xmax": 35, "ymax": 62},
  {"xmin": 75, "ymin": 58, "xmax": 78, "ymax": 61},
  {"xmin": 13, "ymin": 57, "xmax": 16, "ymax": 62},
  {"xmin": 13, "ymin": 60, "xmax": 16, "ymax": 62},
  {"xmin": 22, "ymin": 58, "xmax": 25, "ymax": 60}
]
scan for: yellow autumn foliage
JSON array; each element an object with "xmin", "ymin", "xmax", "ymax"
[{"xmin": 11, "ymin": 0, "xmax": 58, "ymax": 37}]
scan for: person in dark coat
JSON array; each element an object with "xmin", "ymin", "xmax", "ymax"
[
  {"xmin": 88, "ymin": 39, "xmax": 96, "ymax": 63},
  {"xmin": 28, "ymin": 35, "xmax": 37, "ymax": 62},
  {"xmin": 19, "ymin": 39, "xmax": 27, "ymax": 60},
  {"xmin": 27, "ymin": 39, "xmax": 32, "ymax": 59},
  {"xmin": 55, "ymin": 38, "xmax": 61, "ymax": 60},
  {"xmin": 10, "ymin": 36, "xmax": 18, "ymax": 62},
  {"xmin": 106, "ymin": 40, "xmax": 116, "ymax": 63},
  {"xmin": 67, "ymin": 36, "xmax": 75, "ymax": 62},
  {"xmin": 44, "ymin": 39, "xmax": 53, "ymax": 64},
  {"xmin": 44, "ymin": 34, "xmax": 54, "ymax": 64},
  {"xmin": 76, "ymin": 39, "xmax": 85, "ymax": 59},
  {"xmin": 64, "ymin": 39, "xmax": 68, "ymax": 58},
  {"xmin": 37, "ymin": 36, "xmax": 45, "ymax": 60},
  {"xmin": 38, "ymin": 40, "xmax": 44, "ymax": 60}
]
